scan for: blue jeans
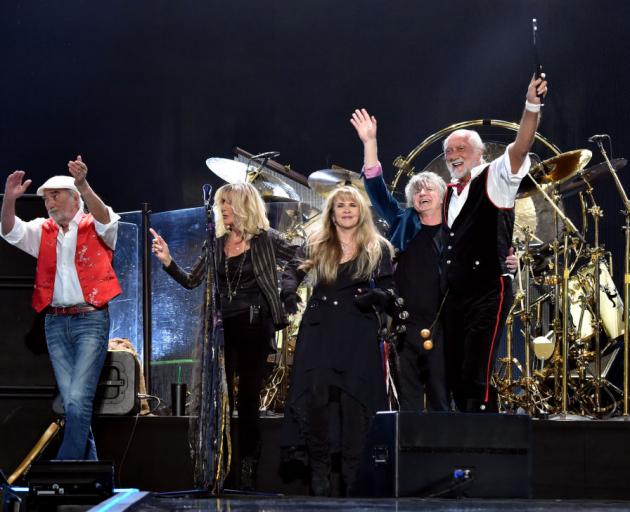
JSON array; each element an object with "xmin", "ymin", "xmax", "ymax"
[{"xmin": 45, "ymin": 308, "xmax": 109, "ymax": 460}]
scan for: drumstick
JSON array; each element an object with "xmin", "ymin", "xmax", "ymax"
[{"xmin": 532, "ymin": 18, "xmax": 545, "ymax": 100}]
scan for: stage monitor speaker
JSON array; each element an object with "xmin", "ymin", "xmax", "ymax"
[
  {"xmin": 355, "ymin": 411, "xmax": 532, "ymax": 498},
  {"xmin": 53, "ymin": 350, "xmax": 140, "ymax": 416},
  {"xmin": 27, "ymin": 460, "xmax": 113, "ymax": 506}
]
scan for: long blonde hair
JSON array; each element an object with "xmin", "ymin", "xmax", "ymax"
[
  {"xmin": 214, "ymin": 183, "xmax": 270, "ymax": 239},
  {"xmin": 301, "ymin": 186, "xmax": 393, "ymax": 284}
]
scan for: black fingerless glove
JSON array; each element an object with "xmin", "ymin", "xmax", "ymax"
[
  {"xmin": 281, "ymin": 291, "xmax": 302, "ymax": 315},
  {"xmin": 354, "ymin": 288, "xmax": 391, "ymax": 312}
]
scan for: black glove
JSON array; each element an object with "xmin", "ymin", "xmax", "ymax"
[
  {"xmin": 354, "ymin": 288, "xmax": 391, "ymax": 312},
  {"xmin": 281, "ymin": 291, "xmax": 302, "ymax": 315}
]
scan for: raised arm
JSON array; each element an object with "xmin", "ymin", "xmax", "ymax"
[
  {"xmin": 351, "ymin": 109, "xmax": 404, "ymax": 224},
  {"xmin": 68, "ymin": 155, "xmax": 111, "ymax": 223},
  {"xmin": 1, "ymin": 170, "xmax": 32, "ymax": 235},
  {"xmin": 350, "ymin": 108, "xmax": 379, "ymax": 168},
  {"xmin": 509, "ymin": 74, "xmax": 548, "ymax": 173}
]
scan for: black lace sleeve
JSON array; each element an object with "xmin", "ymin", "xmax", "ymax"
[{"xmin": 163, "ymin": 241, "xmax": 208, "ymax": 290}]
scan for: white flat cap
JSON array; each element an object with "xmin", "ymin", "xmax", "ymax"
[{"xmin": 36, "ymin": 176, "xmax": 80, "ymax": 196}]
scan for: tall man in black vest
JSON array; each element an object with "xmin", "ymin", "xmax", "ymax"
[{"xmin": 442, "ymin": 73, "xmax": 547, "ymax": 413}]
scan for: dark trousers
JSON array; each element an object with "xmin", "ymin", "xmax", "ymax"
[
  {"xmin": 397, "ymin": 322, "xmax": 449, "ymax": 412},
  {"xmin": 443, "ymin": 276, "xmax": 513, "ymax": 412},
  {"xmin": 303, "ymin": 385, "xmax": 370, "ymax": 496},
  {"xmin": 223, "ymin": 312, "xmax": 274, "ymax": 458}
]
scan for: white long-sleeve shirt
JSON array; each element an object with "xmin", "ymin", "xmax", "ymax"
[{"xmin": 2, "ymin": 207, "xmax": 120, "ymax": 306}]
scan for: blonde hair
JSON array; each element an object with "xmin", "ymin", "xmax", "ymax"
[
  {"xmin": 300, "ymin": 186, "xmax": 393, "ymax": 284},
  {"xmin": 214, "ymin": 183, "xmax": 270, "ymax": 239}
]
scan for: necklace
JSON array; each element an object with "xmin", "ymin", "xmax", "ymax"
[
  {"xmin": 226, "ymin": 233, "xmax": 245, "ymax": 257},
  {"xmin": 224, "ymin": 251, "xmax": 246, "ymax": 302},
  {"xmin": 340, "ymin": 240, "xmax": 355, "ymax": 254}
]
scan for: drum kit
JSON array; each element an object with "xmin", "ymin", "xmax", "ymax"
[
  {"xmin": 392, "ymin": 119, "xmax": 630, "ymax": 419},
  {"xmin": 496, "ymin": 149, "xmax": 630, "ymax": 419}
]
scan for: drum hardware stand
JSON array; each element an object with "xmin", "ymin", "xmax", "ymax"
[
  {"xmin": 521, "ymin": 175, "xmax": 586, "ymax": 419},
  {"xmin": 592, "ymin": 138, "xmax": 630, "ymax": 418},
  {"xmin": 584, "ymin": 185, "xmax": 607, "ymax": 415},
  {"xmin": 518, "ymin": 227, "xmax": 535, "ymax": 414},
  {"xmin": 259, "ymin": 328, "xmax": 289, "ymax": 413}
]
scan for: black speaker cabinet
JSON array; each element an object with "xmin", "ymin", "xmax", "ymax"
[
  {"xmin": 356, "ymin": 411, "xmax": 532, "ymax": 498},
  {"xmin": 27, "ymin": 460, "xmax": 113, "ymax": 506},
  {"xmin": 53, "ymin": 350, "xmax": 140, "ymax": 416}
]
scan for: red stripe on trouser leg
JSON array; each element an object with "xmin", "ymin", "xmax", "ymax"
[{"xmin": 484, "ymin": 276, "xmax": 505, "ymax": 403}]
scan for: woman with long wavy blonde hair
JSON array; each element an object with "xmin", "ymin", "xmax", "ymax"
[
  {"xmin": 150, "ymin": 181, "xmax": 298, "ymax": 491},
  {"xmin": 300, "ymin": 186, "xmax": 392, "ymax": 284},
  {"xmin": 281, "ymin": 185, "xmax": 395, "ymax": 497}
]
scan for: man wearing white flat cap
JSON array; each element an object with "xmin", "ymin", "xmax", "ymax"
[{"xmin": 1, "ymin": 155, "xmax": 121, "ymax": 460}]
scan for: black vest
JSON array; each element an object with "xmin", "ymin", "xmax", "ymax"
[{"xmin": 441, "ymin": 166, "xmax": 514, "ymax": 293}]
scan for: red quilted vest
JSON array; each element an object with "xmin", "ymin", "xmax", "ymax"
[{"xmin": 32, "ymin": 213, "xmax": 122, "ymax": 312}]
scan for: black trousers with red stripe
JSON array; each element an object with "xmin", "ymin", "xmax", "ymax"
[{"xmin": 443, "ymin": 276, "xmax": 513, "ymax": 412}]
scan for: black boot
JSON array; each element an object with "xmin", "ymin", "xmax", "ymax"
[
  {"xmin": 310, "ymin": 460, "xmax": 331, "ymax": 497},
  {"xmin": 239, "ymin": 455, "xmax": 258, "ymax": 491}
]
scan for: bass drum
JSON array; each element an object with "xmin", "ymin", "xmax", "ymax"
[{"xmin": 578, "ymin": 261, "xmax": 625, "ymax": 341}]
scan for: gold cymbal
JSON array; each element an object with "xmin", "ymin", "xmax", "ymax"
[
  {"xmin": 558, "ymin": 157, "xmax": 627, "ymax": 197},
  {"xmin": 517, "ymin": 149, "xmax": 592, "ymax": 198},
  {"xmin": 308, "ymin": 168, "xmax": 366, "ymax": 197}
]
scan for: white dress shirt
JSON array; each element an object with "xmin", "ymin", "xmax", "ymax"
[
  {"xmin": 447, "ymin": 143, "xmax": 531, "ymax": 228},
  {"xmin": 2, "ymin": 207, "xmax": 120, "ymax": 306}
]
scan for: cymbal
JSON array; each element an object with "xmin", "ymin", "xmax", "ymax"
[
  {"xmin": 308, "ymin": 168, "xmax": 366, "ymax": 196},
  {"xmin": 513, "ymin": 196, "xmax": 539, "ymax": 243},
  {"xmin": 205, "ymin": 157, "xmax": 249, "ymax": 183},
  {"xmin": 251, "ymin": 170, "xmax": 300, "ymax": 202},
  {"xmin": 517, "ymin": 149, "xmax": 592, "ymax": 198},
  {"xmin": 205, "ymin": 157, "xmax": 299, "ymax": 202},
  {"xmin": 558, "ymin": 158, "xmax": 627, "ymax": 197}
]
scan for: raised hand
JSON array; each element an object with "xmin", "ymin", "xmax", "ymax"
[
  {"xmin": 4, "ymin": 170, "xmax": 32, "ymax": 201},
  {"xmin": 67, "ymin": 154, "xmax": 88, "ymax": 187},
  {"xmin": 149, "ymin": 227, "xmax": 172, "ymax": 266},
  {"xmin": 350, "ymin": 108, "xmax": 378, "ymax": 144},
  {"xmin": 526, "ymin": 73, "xmax": 548, "ymax": 104}
]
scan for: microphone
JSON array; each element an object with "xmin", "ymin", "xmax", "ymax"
[
  {"xmin": 202, "ymin": 184, "xmax": 212, "ymax": 208},
  {"xmin": 250, "ymin": 151, "xmax": 280, "ymax": 160},
  {"xmin": 588, "ymin": 134, "xmax": 609, "ymax": 143}
]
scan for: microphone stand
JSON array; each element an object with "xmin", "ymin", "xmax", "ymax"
[{"xmin": 594, "ymin": 141, "xmax": 630, "ymax": 418}]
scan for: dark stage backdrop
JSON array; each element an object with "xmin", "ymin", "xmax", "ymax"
[{"xmin": 1, "ymin": 0, "xmax": 629, "ymax": 275}]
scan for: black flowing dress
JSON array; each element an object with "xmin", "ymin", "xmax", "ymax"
[{"xmin": 282, "ymin": 250, "xmax": 393, "ymax": 446}]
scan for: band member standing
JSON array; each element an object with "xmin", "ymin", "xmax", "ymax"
[
  {"xmin": 150, "ymin": 182, "xmax": 297, "ymax": 490},
  {"xmin": 352, "ymin": 108, "xmax": 518, "ymax": 412},
  {"xmin": 1, "ymin": 157, "xmax": 121, "ymax": 459},
  {"xmin": 441, "ymin": 73, "xmax": 548, "ymax": 412},
  {"xmin": 281, "ymin": 186, "xmax": 394, "ymax": 496}
]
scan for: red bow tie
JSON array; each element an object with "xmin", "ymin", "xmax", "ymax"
[{"xmin": 455, "ymin": 175, "xmax": 471, "ymax": 195}]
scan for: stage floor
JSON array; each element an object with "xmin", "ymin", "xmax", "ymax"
[{"xmin": 95, "ymin": 492, "xmax": 630, "ymax": 512}]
